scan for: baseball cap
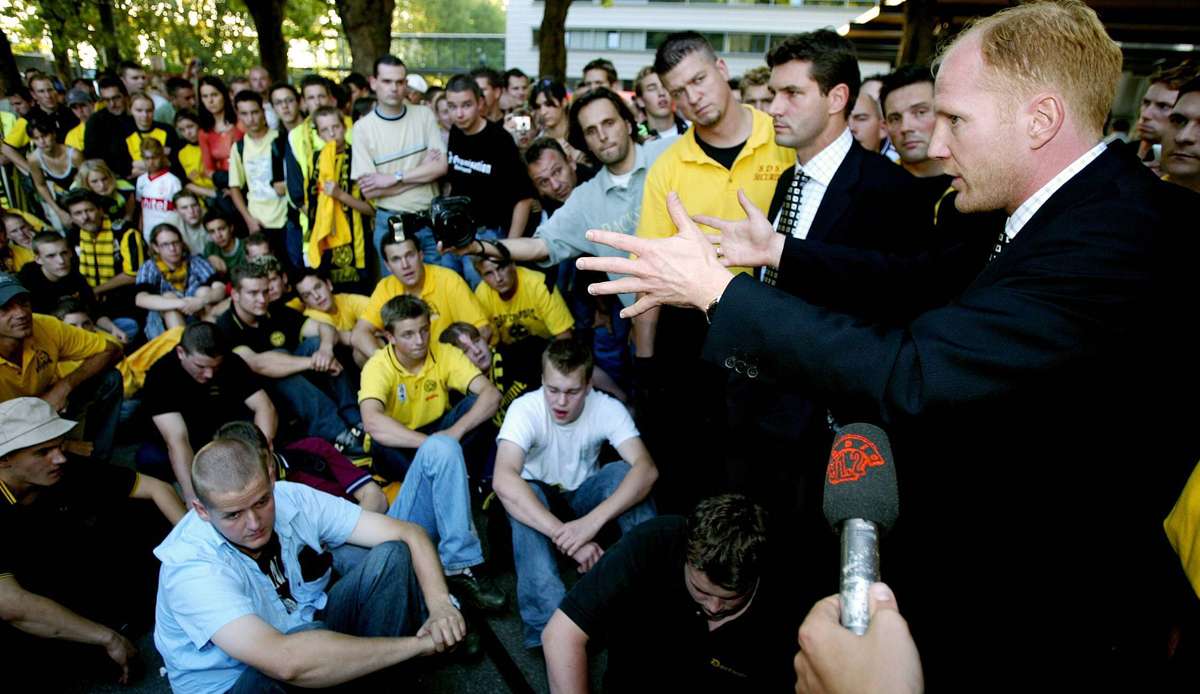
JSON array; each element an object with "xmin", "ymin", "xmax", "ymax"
[
  {"xmin": 0, "ymin": 398, "xmax": 78, "ymax": 459},
  {"xmin": 0, "ymin": 273, "xmax": 30, "ymax": 306},
  {"xmin": 66, "ymin": 88, "xmax": 94, "ymax": 107},
  {"xmin": 407, "ymin": 74, "xmax": 428, "ymax": 94}
]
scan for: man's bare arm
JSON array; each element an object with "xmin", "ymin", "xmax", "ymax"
[
  {"xmin": 361, "ymin": 398, "xmax": 428, "ymax": 449},
  {"xmin": 130, "ymin": 473, "xmax": 186, "ymax": 524},
  {"xmin": 492, "ymin": 440, "xmax": 564, "ymax": 537},
  {"xmin": 233, "ymin": 345, "xmax": 313, "ymax": 379},
  {"xmin": 351, "ymin": 319, "xmax": 383, "ymax": 360},
  {"xmin": 153, "ymin": 412, "xmax": 197, "ymax": 502},
  {"xmin": 437, "ymin": 376, "xmax": 500, "ymax": 441}
]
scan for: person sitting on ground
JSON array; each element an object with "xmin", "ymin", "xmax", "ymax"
[
  {"xmin": 172, "ymin": 108, "xmax": 218, "ymax": 200},
  {"xmin": 201, "ymin": 207, "xmax": 247, "ymax": 276},
  {"xmin": 351, "ymin": 227, "xmax": 491, "ymax": 359},
  {"xmin": 543, "ymin": 494, "xmax": 801, "ymax": 692},
  {"xmin": 244, "ymin": 232, "xmax": 272, "ymax": 263},
  {"xmin": 293, "ymin": 267, "xmax": 371, "ymax": 366},
  {"xmin": 0, "ymin": 214, "xmax": 35, "ymax": 274},
  {"xmin": 472, "ymin": 253, "xmax": 574, "ymax": 345},
  {"xmin": 358, "ymin": 295, "xmax": 506, "ymax": 611},
  {"xmin": 126, "ymin": 92, "xmax": 183, "ymax": 178},
  {"xmin": 75, "ymin": 158, "xmax": 138, "ymax": 232},
  {"xmin": 138, "ymin": 322, "xmax": 277, "ymax": 505},
  {"xmin": 0, "ymin": 211, "xmax": 40, "ymax": 272},
  {"xmin": 20, "ymin": 231, "xmax": 133, "ymax": 344},
  {"xmin": 439, "ymin": 321, "xmax": 544, "ymax": 429},
  {"xmin": 52, "ymin": 297, "xmax": 183, "ymax": 406},
  {"xmin": 0, "ymin": 398, "xmax": 184, "ymax": 686},
  {"xmin": 134, "ymin": 223, "xmax": 225, "ymax": 338},
  {"xmin": 0, "ymin": 272, "xmax": 124, "ymax": 461},
  {"xmin": 153, "ymin": 437, "xmax": 469, "ymax": 693},
  {"xmin": 216, "ymin": 262, "xmax": 366, "ymax": 456},
  {"xmin": 173, "ymin": 190, "xmax": 210, "ymax": 255},
  {"xmin": 135, "ymin": 138, "xmax": 184, "ymax": 244},
  {"xmin": 493, "ymin": 339, "xmax": 658, "ymax": 648}
]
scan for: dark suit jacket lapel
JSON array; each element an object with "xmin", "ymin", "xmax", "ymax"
[
  {"xmin": 807, "ymin": 142, "xmax": 863, "ymax": 243},
  {"xmin": 768, "ymin": 166, "xmax": 794, "ymax": 222},
  {"xmin": 969, "ymin": 146, "xmax": 1123, "ymax": 288}
]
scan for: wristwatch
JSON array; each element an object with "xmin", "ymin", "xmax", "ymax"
[{"xmin": 393, "ymin": 170, "xmax": 405, "ymax": 183}]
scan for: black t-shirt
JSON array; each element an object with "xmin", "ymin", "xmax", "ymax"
[
  {"xmin": 141, "ymin": 349, "xmax": 263, "ymax": 448},
  {"xmin": 0, "ymin": 462, "xmax": 135, "ymax": 597},
  {"xmin": 559, "ymin": 516, "xmax": 799, "ymax": 693},
  {"xmin": 216, "ymin": 305, "xmax": 306, "ymax": 355},
  {"xmin": 84, "ymin": 109, "xmax": 137, "ymax": 178},
  {"xmin": 18, "ymin": 264, "xmax": 97, "ymax": 315},
  {"xmin": 447, "ymin": 120, "xmax": 535, "ymax": 229},
  {"xmin": 696, "ymin": 135, "xmax": 747, "ymax": 171}
]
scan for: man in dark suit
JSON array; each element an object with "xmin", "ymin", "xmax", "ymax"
[
  {"xmin": 723, "ymin": 30, "xmax": 929, "ymax": 574},
  {"xmin": 577, "ymin": 0, "xmax": 1198, "ymax": 688}
]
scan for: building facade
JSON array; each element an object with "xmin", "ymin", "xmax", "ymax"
[{"xmin": 504, "ymin": 0, "xmax": 886, "ymax": 85}]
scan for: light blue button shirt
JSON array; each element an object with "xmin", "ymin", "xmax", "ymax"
[
  {"xmin": 533, "ymin": 138, "xmax": 674, "ymax": 306},
  {"xmin": 153, "ymin": 482, "xmax": 363, "ymax": 694}
]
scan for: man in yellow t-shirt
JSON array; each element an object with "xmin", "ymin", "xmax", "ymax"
[
  {"xmin": 0, "ymin": 273, "xmax": 124, "ymax": 461},
  {"xmin": 294, "ymin": 267, "xmax": 371, "ymax": 365},
  {"xmin": 472, "ymin": 257, "xmax": 573, "ymax": 345},
  {"xmin": 54, "ymin": 298, "xmax": 182, "ymax": 399},
  {"xmin": 357, "ymin": 294, "xmax": 505, "ymax": 610},
  {"xmin": 351, "ymin": 231, "xmax": 491, "ymax": 359}
]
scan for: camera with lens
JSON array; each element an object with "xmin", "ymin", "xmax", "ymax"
[{"xmin": 429, "ymin": 195, "xmax": 476, "ymax": 249}]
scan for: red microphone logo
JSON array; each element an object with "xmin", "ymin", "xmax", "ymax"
[{"xmin": 827, "ymin": 433, "xmax": 886, "ymax": 485}]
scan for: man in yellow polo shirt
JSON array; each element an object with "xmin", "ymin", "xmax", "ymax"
[
  {"xmin": 358, "ymin": 295, "xmax": 504, "ymax": 611},
  {"xmin": 0, "ymin": 273, "xmax": 124, "ymax": 461},
  {"xmin": 633, "ymin": 32, "xmax": 793, "ymax": 359},
  {"xmin": 351, "ymin": 227, "xmax": 491, "ymax": 359},
  {"xmin": 472, "ymin": 255, "xmax": 573, "ymax": 345}
]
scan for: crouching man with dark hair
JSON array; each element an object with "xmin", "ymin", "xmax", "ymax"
[
  {"xmin": 154, "ymin": 437, "xmax": 467, "ymax": 693},
  {"xmin": 543, "ymin": 494, "xmax": 801, "ymax": 693}
]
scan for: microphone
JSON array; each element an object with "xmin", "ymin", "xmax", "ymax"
[{"xmin": 822, "ymin": 423, "xmax": 899, "ymax": 635}]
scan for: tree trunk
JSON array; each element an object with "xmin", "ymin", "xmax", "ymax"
[
  {"xmin": 335, "ymin": 0, "xmax": 396, "ymax": 77},
  {"xmin": 35, "ymin": 1, "xmax": 74, "ymax": 83},
  {"xmin": 241, "ymin": 0, "xmax": 289, "ymax": 81},
  {"xmin": 0, "ymin": 29, "xmax": 21, "ymax": 97},
  {"xmin": 95, "ymin": 0, "xmax": 122, "ymax": 69},
  {"xmin": 898, "ymin": 0, "xmax": 937, "ymax": 67},
  {"xmin": 538, "ymin": 0, "xmax": 572, "ymax": 82}
]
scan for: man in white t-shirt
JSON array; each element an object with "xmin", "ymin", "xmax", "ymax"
[{"xmin": 493, "ymin": 339, "xmax": 657, "ymax": 648}]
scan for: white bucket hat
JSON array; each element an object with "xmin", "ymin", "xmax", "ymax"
[{"xmin": 0, "ymin": 397, "xmax": 78, "ymax": 459}]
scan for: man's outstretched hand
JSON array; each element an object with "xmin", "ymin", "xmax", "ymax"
[
  {"xmin": 693, "ymin": 188, "xmax": 785, "ymax": 270},
  {"xmin": 575, "ymin": 192, "xmax": 734, "ymax": 319}
]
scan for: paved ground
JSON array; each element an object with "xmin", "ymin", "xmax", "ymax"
[{"xmin": 63, "ymin": 444, "xmax": 604, "ymax": 693}]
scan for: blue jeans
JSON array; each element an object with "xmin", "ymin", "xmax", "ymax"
[
  {"xmin": 293, "ymin": 338, "xmax": 362, "ymax": 428},
  {"xmin": 509, "ymin": 462, "xmax": 657, "ymax": 647},
  {"xmin": 385, "ymin": 434, "xmax": 484, "ymax": 572},
  {"xmin": 373, "ymin": 209, "xmax": 446, "ymax": 278},
  {"xmin": 460, "ymin": 227, "xmax": 501, "ymax": 290},
  {"xmin": 227, "ymin": 541, "xmax": 427, "ymax": 692},
  {"xmin": 66, "ymin": 367, "xmax": 123, "ymax": 463},
  {"xmin": 265, "ymin": 372, "xmax": 351, "ymax": 443}
]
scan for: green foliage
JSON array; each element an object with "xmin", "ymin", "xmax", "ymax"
[{"xmin": 393, "ymin": 0, "xmax": 504, "ymax": 34}]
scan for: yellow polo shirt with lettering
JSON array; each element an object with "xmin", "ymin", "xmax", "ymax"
[
  {"xmin": 304, "ymin": 293, "xmax": 370, "ymax": 332},
  {"xmin": 358, "ymin": 342, "xmax": 481, "ymax": 431},
  {"xmin": 636, "ymin": 106, "xmax": 793, "ymax": 274},
  {"xmin": 0, "ymin": 314, "xmax": 112, "ymax": 401},
  {"xmin": 474, "ymin": 266, "xmax": 574, "ymax": 344},
  {"xmin": 363, "ymin": 264, "xmax": 489, "ymax": 340}
]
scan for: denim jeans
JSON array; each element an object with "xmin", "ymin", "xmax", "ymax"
[
  {"xmin": 509, "ymin": 461, "xmax": 657, "ymax": 647},
  {"xmin": 373, "ymin": 209, "xmax": 448, "ymax": 279},
  {"xmin": 294, "ymin": 338, "xmax": 362, "ymax": 428},
  {"xmin": 66, "ymin": 367, "xmax": 123, "ymax": 463},
  {"xmin": 385, "ymin": 434, "xmax": 485, "ymax": 572},
  {"xmin": 226, "ymin": 541, "xmax": 427, "ymax": 693}
]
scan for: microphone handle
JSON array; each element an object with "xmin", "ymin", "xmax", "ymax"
[{"xmin": 839, "ymin": 518, "xmax": 879, "ymax": 635}]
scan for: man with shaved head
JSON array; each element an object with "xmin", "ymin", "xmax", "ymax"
[{"xmin": 154, "ymin": 437, "xmax": 469, "ymax": 692}]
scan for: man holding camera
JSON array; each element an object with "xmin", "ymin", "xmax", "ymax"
[
  {"xmin": 351, "ymin": 226, "xmax": 492, "ymax": 360},
  {"xmin": 351, "ymin": 55, "xmax": 449, "ymax": 277},
  {"xmin": 443, "ymin": 74, "xmax": 535, "ymax": 287}
]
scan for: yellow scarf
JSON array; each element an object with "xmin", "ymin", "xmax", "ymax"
[
  {"xmin": 156, "ymin": 258, "xmax": 189, "ymax": 293},
  {"xmin": 307, "ymin": 144, "xmax": 352, "ymax": 269}
]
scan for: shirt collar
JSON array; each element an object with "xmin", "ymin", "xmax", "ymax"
[
  {"xmin": 1004, "ymin": 141, "xmax": 1107, "ymax": 240},
  {"xmin": 597, "ymin": 144, "xmax": 649, "ymax": 192},
  {"xmin": 385, "ymin": 343, "xmax": 435, "ymax": 376},
  {"xmin": 797, "ymin": 128, "xmax": 853, "ymax": 187},
  {"xmin": 679, "ymin": 106, "xmax": 772, "ymax": 166}
]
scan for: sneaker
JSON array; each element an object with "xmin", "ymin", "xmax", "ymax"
[
  {"xmin": 446, "ymin": 567, "xmax": 506, "ymax": 612},
  {"xmin": 334, "ymin": 426, "xmax": 366, "ymax": 458}
]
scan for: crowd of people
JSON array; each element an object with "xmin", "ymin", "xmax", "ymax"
[{"xmin": 1, "ymin": 0, "xmax": 1198, "ymax": 691}]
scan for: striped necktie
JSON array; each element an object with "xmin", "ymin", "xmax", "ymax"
[
  {"xmin": 988, "ymin": 229, "xmax": 1011, "ymax": 264},
  {"xmin": 763, "ymin": 168, "xmax": 808, "ymax": 286}
]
